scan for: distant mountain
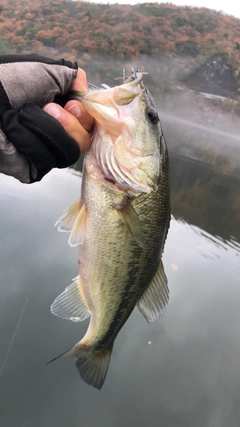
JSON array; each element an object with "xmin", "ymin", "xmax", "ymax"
[
  {"xmin": 0, "ymin": 0, "xmax": 239, "ymax": 96},
  {"xmin": 184, "ymin": 55, "xmax": 236, "ymax": 97}
]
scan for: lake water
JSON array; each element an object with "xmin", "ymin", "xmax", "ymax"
[{"xmin": 0, "ymin": 112, "xmax": 240, "ymax": 427}]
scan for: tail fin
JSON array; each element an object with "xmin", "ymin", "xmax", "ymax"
[
  {"xmin": 75, "ymin": 345, "xmax": 113, "ymax": 390},
  {"xmin": 46, "ymin": 344, "xmax": 113, "ymax": 390}
]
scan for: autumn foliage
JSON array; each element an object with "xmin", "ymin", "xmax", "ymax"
[{"xmin": 0, "ymin": 0, "xmax": 239, "ymax": 94}]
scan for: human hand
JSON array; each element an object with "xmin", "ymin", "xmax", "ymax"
[
  {"xmin": 43, "ymin": 68, "xmax": 93, "ymax": 152},
  {"xmin": 0, "ymin": 54, "xmax": 91, "ymax": 182}
]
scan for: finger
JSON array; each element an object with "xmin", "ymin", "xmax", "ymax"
[
  {"xmin": 43, "ymin": 103, "xmax": 92, "ymax": 152},
  {"xmin": 64, "ymin": 68, "xmax": 93, "ymax": 133},
  {"xmin": 71, "ymin": 68, "xmax": 88, "ymax": 91},
  {"xmin": 64, "ymin": 100, "xmax": 93, "ymax": 134}
]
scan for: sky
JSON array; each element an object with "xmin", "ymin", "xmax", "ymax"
[
  {"xmin": 85, "ymin": 0, "xmax": 240, "ymax": 19},
  {"xmin": 169, "ymin": 0, "xmax": 240, "ymax": 19}
]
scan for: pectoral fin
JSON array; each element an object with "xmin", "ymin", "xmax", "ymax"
[
  {"xmin": 137, "ymin": 260, "xmax": 169, "ymax": 323},
  {"xmin": 113, "ymin": 197, "xmax": 144, "ymax": 248},
  {"xmin": 50, "ymin": 275, "xmax": 90, "ymax": 322}
]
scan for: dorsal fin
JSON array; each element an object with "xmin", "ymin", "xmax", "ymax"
[{"xmin": 137, "ymin": 260, "xmax": 169, "ymax": 323}]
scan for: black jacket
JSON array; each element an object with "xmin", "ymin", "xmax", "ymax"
[{"xmin": 0, "ymin": 54, "xmax": 80, "ymax": 183}]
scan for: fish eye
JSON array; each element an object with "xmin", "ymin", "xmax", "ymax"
[{"xmin": 147, "ymin": 107, "xmax": 159, "ymax": 125}]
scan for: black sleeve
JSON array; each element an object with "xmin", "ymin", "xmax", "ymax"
[{"xmin": 0, "ymin": 54, "xmax": 80, "ymax": 183}]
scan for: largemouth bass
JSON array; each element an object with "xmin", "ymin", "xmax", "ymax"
[{"xmin": 49, "ymin": 72, "xmax": 171, "ymax": 389}]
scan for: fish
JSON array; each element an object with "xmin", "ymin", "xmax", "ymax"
[{"xmin": 48, "ymin": 72, "xmax": 171, "ymax": 389}]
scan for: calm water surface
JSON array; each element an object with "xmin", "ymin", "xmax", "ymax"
[{"xmin": 0, "ymin": 116, "xmax": 239, "ymax": 427}]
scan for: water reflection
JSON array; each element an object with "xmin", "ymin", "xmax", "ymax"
[
  {"xmin": 0, "ymin": 139, "xmax": 240, "ymax": 426},
  {"xmin": 169, "ymin": 153, "xmax": 240, "ymax": 242}
]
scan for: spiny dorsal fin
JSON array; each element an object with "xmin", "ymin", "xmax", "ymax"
[
  {"xmin": 113, "ymin": 198, "xmax": 144, "ymax": 248},
  {"xmin": 137, "ymin": 260, "xmax": 169, "ymax": 323},
  {"xmin": 50, "ymin": 276, "xmax": 90, "ymax": 322},
  {"xmin": 55, "ymin": 199, "xmax": 82, "ymax": 232},
  {"xmin": 68, "ymin": 203, "xmax": 87, "ymax": 247}
]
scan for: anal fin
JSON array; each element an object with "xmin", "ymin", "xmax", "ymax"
[
  {"xmin": 50, "ymin": 275, "xmax": 90, "ymax": 322},
  {"xmin": 137, "ymin": 260, "xmax": 169, "ymax": 323}
]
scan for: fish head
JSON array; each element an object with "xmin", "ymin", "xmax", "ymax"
[{"xmin": 73, "ymin": 74, "xmax": 166, "ymax": 194}]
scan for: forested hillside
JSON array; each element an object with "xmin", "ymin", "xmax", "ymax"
[{"xmin": 0, "ymin": 0, "xmax": 240, "ymax": 96}]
